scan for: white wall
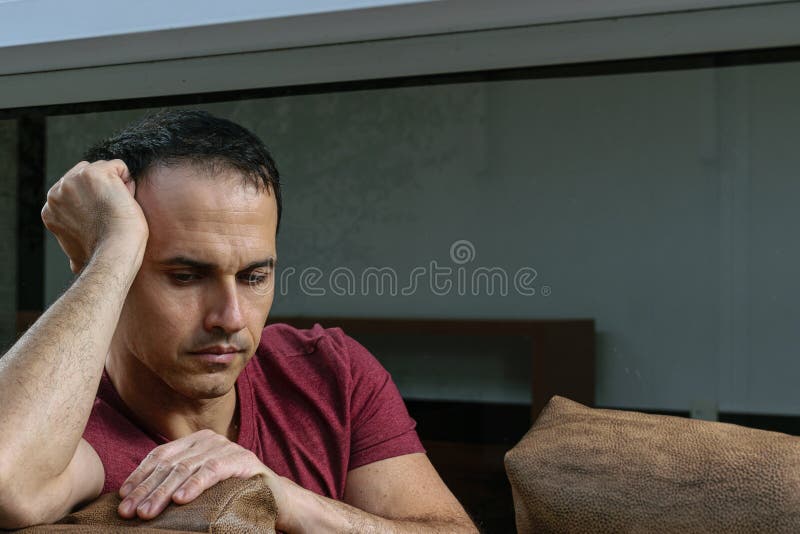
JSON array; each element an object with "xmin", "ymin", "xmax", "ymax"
[{"xmin": 44, "ymin": 60, "xmax": 800, "ymax": 413}]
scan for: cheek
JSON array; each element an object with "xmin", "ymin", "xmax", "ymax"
[
  {"xmin": 120, "ymin": 275, "xmax": 198, "ymax": 351},
  {"xmin": 243, "ymin": 289, "xmax": 274, "ymax": 340}
]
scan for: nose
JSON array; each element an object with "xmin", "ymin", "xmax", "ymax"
[{"xmin": 203, "ymin": 278, "xmax": 246, "ymax": 335}]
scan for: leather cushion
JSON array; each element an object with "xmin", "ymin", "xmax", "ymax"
[
  {"xmin": 504, "ymin": 396, "xmax": 800, "ymax": 533},
  {"xmin": 8, "ymin": 475, "xmax": 276, "ymax": 533}
]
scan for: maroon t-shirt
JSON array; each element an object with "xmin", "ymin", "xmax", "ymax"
[{"xmin": 82, "ymin": 323, "xmax": 425, "ymax": 498}]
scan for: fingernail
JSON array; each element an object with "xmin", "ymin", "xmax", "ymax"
[
  {"xmin": 120, "ymin": 483, "xmax": 132, "ymax": 497},
  {"xmin": 139, "ymin": 500, "xmax": 152, "ymax": 515},
  {"xmin": 174, "ymin": 489, "xmax": 185, "ymax": 500},
  {"xmin": 120, "ymin": 499, "xmax": 133, "ymax": 515}
]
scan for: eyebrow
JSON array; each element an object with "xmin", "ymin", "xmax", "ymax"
[{"xmin": 158, "ymin": 256, "xmax": 276, "ymax": 272}]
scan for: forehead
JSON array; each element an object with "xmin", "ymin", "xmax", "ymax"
[{"xmin": 136, "ymin": 164, "xmax": 277, "ymax": 267}]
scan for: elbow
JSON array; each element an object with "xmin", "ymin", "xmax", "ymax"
[
  {"xmin": 0, "ymin": 492, "xmax": 44, "ymax": 530},
  {"xmin": 0, "ymin": 487, "xmax": 68, "ymax": 530},
  {"xmin": 0, "ymin": 470, "xmax": 55, "ymax": 529}
]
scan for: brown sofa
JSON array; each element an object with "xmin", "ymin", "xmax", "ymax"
[
  {"xmin": 505, "ymin": 396, "xmax": 800, "ymax": 533},
  {"xmin": 10, "ymin": 397, "xmax": 800, "ymax": 533},
  {"xmin": 5, "ymin": 475, "xmax": 277, "ymax": 533}
]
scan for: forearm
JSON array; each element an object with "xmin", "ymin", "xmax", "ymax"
[
  {"xmin": 0, "ymin": 244, "xmax": 140, "ymax": 491},
  {"xmin": 283, "ymin": 481, "xmax": 478, "ymax": 534}
]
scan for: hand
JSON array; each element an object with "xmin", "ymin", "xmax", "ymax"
[
  {"xmin": 117, "ymin": 429, "xmax": 293, "ymax": 526},
  {"xmin": 41, "ymin": 159, "xmax": 149, "ymax": 274}
]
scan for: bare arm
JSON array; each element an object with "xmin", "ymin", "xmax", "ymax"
[
  {"xmin": 0, "ymin": 160, "xmax": 147, "ymax": 528},
  {"xmin": 107, "ymin": 437, "xmax": 476, "ymax": 533},
  {"xmin": 284, "ymin": 453, "xmax": 478, "ymax": 533}
]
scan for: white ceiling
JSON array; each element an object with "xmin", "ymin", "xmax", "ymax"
[
  {"xmin": 0, "ymin": 0, "xmax": 788, "ymax": 76},
  {"xmin": 2, "ymin": 0, "xmax": 800, "ymax": 109}
]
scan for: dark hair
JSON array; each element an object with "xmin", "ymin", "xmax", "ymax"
[{"xmin": 84, "ymin": 109, "xmax": 282, "ymax": 234}]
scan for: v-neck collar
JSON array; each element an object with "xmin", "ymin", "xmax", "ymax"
[{"xmin": 99, "ymin": 364, "xmax": 255, "ymax": 447}]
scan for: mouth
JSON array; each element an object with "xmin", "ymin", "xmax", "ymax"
[{"xmin": 187, "ymin": 346, "xmax": 243, "ymax": 364}]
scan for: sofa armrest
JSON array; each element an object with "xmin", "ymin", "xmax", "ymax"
[
  {"xmin": 6, "ymin": 475, "xmax": 276, "ymax": 533},
  {"xmin": 505, "ymin": 396, "xmax": 800, "ymax": 534}
]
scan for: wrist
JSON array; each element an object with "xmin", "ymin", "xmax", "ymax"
[
  {"xmin": 86, "ymin": 238, "xmax": 147, "ymax": 286},
  {"xmin": 274, "ymin": 476, "xmax": 318, "ymax": 534}
]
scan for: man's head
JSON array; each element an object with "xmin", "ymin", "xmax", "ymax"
[
  {"xmin": 88, "ymin": 110, "xmax": 281, "ymax": 404},
  {"xmin": 85, "ymin": 109, "xmax": 282, "ymax": 235}
]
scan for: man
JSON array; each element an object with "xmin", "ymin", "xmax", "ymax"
[{"xmin": 0, "ymin": 110, "xmax": 477, "ymax": 532}]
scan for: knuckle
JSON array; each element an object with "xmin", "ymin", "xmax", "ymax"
[
  {"xmin": 146, "ymin": 448, "xmax": 166, "ymax": 462},
  {"xmin": 152, "ymin": 462, "xmax": 172, "ymax": 475},
  {"xmin": 60, "ymin": 176, "xmax": 77, "ymax": 192},
  {"xmin": 184, "ymin": 473, "xmax": 204, "ymax": 489},
  {"xmin": 151, "ymin": 485, "xmax": 170, "ymax": 499},
  {"xmin": 204, "ymin": 457, "xmax": 223, "ymax": 474},
  {"xmin": 129, "ymin": 485, "xmax": 151, "ymax": 499},
  {"xmin": 173, "ymin": 462, "xmax": 193, "ymax": 477},
  {"xmin": 199, "ymin": 428, "xmax": 216, "ymax": 438}
]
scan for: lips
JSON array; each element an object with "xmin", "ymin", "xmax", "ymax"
[
  {"xmin": 188, "ymin": 346, "xmax": 243, "ymax": 365},
  {"xmin": 189, "ymin": 345, "xmax": 241, "ymax": 355}
]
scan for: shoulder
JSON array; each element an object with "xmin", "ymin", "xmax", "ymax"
[
  {"xmin": 257, "ymin": 323, "xmax": 374, "ymax": 364},
  {"xmin": 257, "ymin": 322, "xmax": 351, "ymax": 358},
  {"xmin": 252, "ymin": 322, "xmax": 390, "ymax": 387}
]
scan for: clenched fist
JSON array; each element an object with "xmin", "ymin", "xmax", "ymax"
[{"xmin": 41, "ymin": 160, "xmax": 149, "ymax": 274}]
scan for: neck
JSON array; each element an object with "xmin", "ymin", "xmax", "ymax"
[{"xmin": 105, "ymin": 351, "xmax": 240, "ymax": 442}]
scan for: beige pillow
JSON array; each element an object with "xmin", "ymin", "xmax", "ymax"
[
  {"xmin": 505, "ymin": 396, "xmax": 800, "ymax": 533},
  {"xmin": 8, "ymin": 475, "xmax": 276, "ymax": 533}
]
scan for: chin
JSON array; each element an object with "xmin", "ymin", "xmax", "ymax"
[
  {"xmin": 171, "ymin": 372, "xmax": 236, "ymax": 400},
  {"xmin": 188, "ymin": 384, "xmax": 232, "ymax": 400},
  {"xmin": 197, "ymin": 388, "xmax": 230, "ymax": 400}
]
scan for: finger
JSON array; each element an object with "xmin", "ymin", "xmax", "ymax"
[
  {"xmin": 63, "ymin": 160, "xmax": 90, "ymax": 179},
  {"xmin": 113, "ymin": 158, "xmax": 132, "ymax": 183},
  {"xmin": 125, "ymin": 177, "xmax": 137, "ymax": 198},
  {"xmin": 129, "ymin": 456, "xmax": 206, "ymax": 519},
  {"xmin": 172, "ymin": 452, "xmax": 238, "ymax": 504},
  {"xmin": 50, "ymin": 176, "xmax": 64, "ymax": 193},
  {"xmin": 118, "ymin": 460, "xmax": 175, "ymax": 519},
  {"xmin": 120, "ymin": 431, "xmax": 215, "ymax": 498},
  {"xmin": 119, "ymin": 448, "xmax": 174, "ymax": 503},
  {"xmin": 90, "ymin": 159, "xmax": 136, "ymax": 199},
  {"xmin": 113, "ymin": 160, "xmax": 137, "ymax": 198},
  {"xmin": 172, "ymin": 448, "xmax": 268, "ymax": 507},
  {"xmin": 92, "ymin": 158, "xmax": 131, "ymax": 183},
  {"xmin": 44, "ymin": 178, "xmax": 64, "ymax": 208}
]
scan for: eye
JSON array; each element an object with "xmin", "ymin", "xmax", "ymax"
[
  {"xmin": 170, "ymin": 272, "xmax": 201, "ymax": 284},
  {"xmin": 239, "ymin": 270, "xmax": 271, "ymax": 284}
]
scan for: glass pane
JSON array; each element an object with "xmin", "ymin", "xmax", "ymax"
[
  {"xmin": 40, "ymin": 61, "xmax": 800, "ymax": 417},
  {"xmin": 0, "ymin": 119, "xmax": 16, "ymax": 350}
]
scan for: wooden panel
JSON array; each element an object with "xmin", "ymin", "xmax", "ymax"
[{"xmin": 271, "ymin": 316, "xmax": 596, "ymax": 421}]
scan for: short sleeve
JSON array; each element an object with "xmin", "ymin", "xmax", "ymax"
[{"xmin": 343, "ymin": 333, "xmax": 426, "ymax": 470}]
